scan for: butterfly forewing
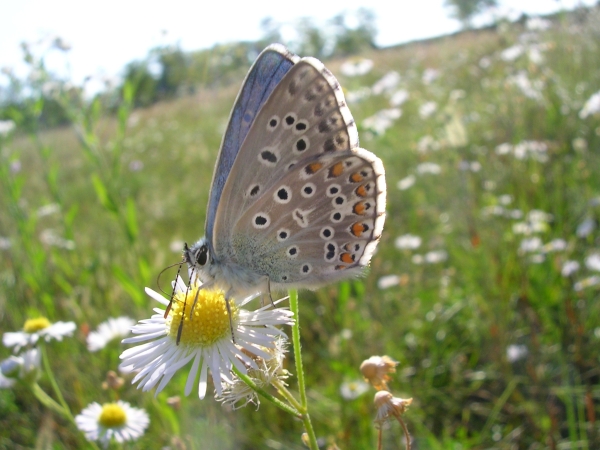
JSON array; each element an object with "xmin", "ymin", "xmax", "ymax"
[
  {"xmin": 211, "ymin": 49, "xmax": 386, "ymax": 289},
  {"xmin": 205, "ymin": 44, "xmax": 299, "ymax": 250}
]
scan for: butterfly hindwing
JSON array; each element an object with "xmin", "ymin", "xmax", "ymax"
[
  {"xmin": 205, "ymin": 44, "xmax": 299, "ymax": 250},
  {"xmin": 230, "ymin": 150, "xmax": 386, "ymax": 286}
]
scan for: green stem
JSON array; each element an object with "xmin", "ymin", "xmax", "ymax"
[
  {"xmin": 40, "ymin": 344, "xmax": 74, "ymax": 422},
  {"xmin": 30, "ymin": 382, "xmax": 70, "ymax": 419},
  {"xmin": 289, "ymin": 289, "xmax": 319, "ymax": 450},
  {"xmin": 232, "ymin": 367, "xmax": 301, "ymax": 418},
  {"xmin": 271, "ymin": 378, "xmax": 303, "ymax": 413}
]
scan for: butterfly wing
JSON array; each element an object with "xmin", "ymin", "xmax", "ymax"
[
  {"xmin": 205, "ymin": 44, "xmax": 299, "ymax": 252},
  {"xmin": 212, "ymin": 53, "xmax": 386, "ymax": 287},
  {"xmin": 230, "ymin": 149, "xmax": 385, "ymax": 286}
]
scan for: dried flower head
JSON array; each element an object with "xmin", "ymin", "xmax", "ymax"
[{"xmin": 360, "ymin": 355, "xmax": 398, "ymax": 390}]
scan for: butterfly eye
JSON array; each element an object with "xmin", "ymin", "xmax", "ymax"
[{"xmin": 196, "ymin": 245, "xmax": 209, "ymax": 266}]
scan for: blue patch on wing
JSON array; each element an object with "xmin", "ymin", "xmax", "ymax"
[{"xmin": 205, "ymin": 47, "xmax": 296, "ymax": 251}]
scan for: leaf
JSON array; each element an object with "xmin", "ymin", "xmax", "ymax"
[
  {"xmin": 91, "ymin": 174, "xmax": 117, "ymax": 213},
  {"xmin": 125, "ymin": 197, "xmax": 139, "ymax": 242},
  {"xmin": 112, "ymin": 266, "xmax": 145, "ymax": 307}
]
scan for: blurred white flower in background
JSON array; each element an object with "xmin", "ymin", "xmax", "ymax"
[
  {"xmin": 422, "ymin": 68, "xmax": 439, "ymax": 85},
  {"xmin": 340, "ymin": 58, "xmax": 373, "ymax": 77},
  {"xmin": 526, "ymin": 17, "xmax": 551, "ymax": 31},
  {"xmin": 340, "ymin": 380, "xmax": 370, "ymax": 400},
  {"xmin": 577, "ymin": 217, "xmax": 596, "ymax": 238},
  {"xmin": 561, "ymin": 260, "xmax": 580, "ymax": 277},
  {"xmin": 506, "ymin": 344, "xmax": 528, "ymax": 362},
  {"xmin": 395, "ymin": 234, "xmax": 422, "ymax": 250},
  {"xmin": 579, "ymin": 90, "xmax": 600, "ymax": 119},
  {"xmin": 501, "ymin": 45, "xmax": 524, "ymax": 61},
  {"xmin": 372, "ymin": 71, "xmax": 401, "ymax": 95},
  {"xmin": 363, "ymin": 108, "xmax": 402, "ymax": 135},
  {"xmin": 397, "ymin": 174, "xmax": 416, "ymax": 191},
  {"xmin": 419, "ymin": 101, "xmax": 437, "ymax": 119},
  {"xmin": 87, "ymin": 317, "xmax": 136, "ymax": 352},
  {"xmin": 389, "ymin": 89, "xmax": 409, "ymax": 107},
  {"xmin": 585, "ymin": 254, "xmax": 600, "ymax": 272},
  {"xmin": 574, "ymin": 276, "xmax": 600, "ymax": 291},
  {"xmin": 0, "ymin": 120, "xmax": 16, "ymax": 136},
  {"xmin": 416, "ymin": 162, "xmax": 441, "ymax": 175},
  {"xmin": 377, "ymin": 275, "xmax": 400, "ymax": 290},
  {"xmin": 3, "ymin": 319, "xmax": 76, "ymax": 353}
]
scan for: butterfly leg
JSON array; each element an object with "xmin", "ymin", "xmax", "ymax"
[
  {"xmin": 224, "ymin": 290, "xmax": 236, "ymax": 344},
  {"xmin": 265, "ymin": 276, "xmax": 275, "ymax": 308}
]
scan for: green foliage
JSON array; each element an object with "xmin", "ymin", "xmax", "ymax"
[
  {"xmin": 445, "ymin": 0, "xmax": 498, "ymax": 28},
  {"xmin": 330, "ymin": 8, "xmax": 378, "ymax": 56},
  {"xmin": 2, "ymin": 6, "xmax": 600, "ymax": 449}
]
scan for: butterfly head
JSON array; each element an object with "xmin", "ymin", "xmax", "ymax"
[{"xmin": 184, "ymin": 239, "xmax": 212, "ymax": 278}]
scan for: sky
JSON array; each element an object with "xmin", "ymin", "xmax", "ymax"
[{"xmin": 0, "ymin": 0, "xmax": 595, "ymax": 91}]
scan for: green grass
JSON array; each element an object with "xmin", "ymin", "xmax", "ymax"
[{"xmin": 2, "ymin": 10, "xmax": 600, "ymax": 449}]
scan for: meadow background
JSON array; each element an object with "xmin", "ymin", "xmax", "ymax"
[{"xmin": 1, "ymin": 5, "xmax": 600, "ymax": 449}]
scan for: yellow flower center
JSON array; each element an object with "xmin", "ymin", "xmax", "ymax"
[
  {"xmin": 23, "ymin": 317, "xmax": 51, "ymax": 332},
  {"xmin": 98, "ymin": 403, "xmax": 126, "ymax": 428},
  {"xmin": 166, "ymin": 285, "xmax": 238, "ymax": 347}
]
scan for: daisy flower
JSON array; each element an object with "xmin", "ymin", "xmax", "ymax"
[
  {"xmin": 3, "ymin": 318, "xmax": 76, "ymax": 352},
  {"xmin": 87, "ymin": 316, "xmax": 136, "ymax": 352},
  {"xmin": 0, "ymin": 348, "xmax": 41, "ymax": 384},
  {"xmin": 75, "ymin": 400, "xmax": 149, "ymax": 446},
  {"xmin": 340, "ymin": 379, "xmax": 370, "ymax": 400},
  {"xmin": 216, "ymin": 337, "xmax": 290, "ymax": 409},
  {"xmin": 119, "ymin": 278, "xmax": 294, "ymax": 399}
]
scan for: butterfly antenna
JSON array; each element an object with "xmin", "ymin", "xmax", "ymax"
[
  {"xmin": 176, "ymin": 266, "xmax": 195, "ymax": 345},
  {"xmin": 163, "ymin": 259, "xmax": 185, "ymax": 320}
]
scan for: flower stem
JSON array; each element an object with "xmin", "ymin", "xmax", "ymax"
[
  {"xmin": 289, "ymin": 289, "xmax": 319, "ymax": 450},
  {"xmin": 30, "ymin": 382, "xmax": 69, "ymax": 418},
  {"xmin": 271, "ymin": 378, "xmax": 303, "ymax": 413},
  {"xmin": 40, "ymin": 344, "xmax": 74, "ymax": 422},
  {"xmin": 232, "ymin": 367, "xmax": 301, "ymax": 418}
]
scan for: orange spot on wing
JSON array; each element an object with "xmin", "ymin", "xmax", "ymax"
[
  {"xmin": 335, "ymin": 265, "xmax": 347, "ymax": 270},
  {"xmin": 351, "ymin": 223, "xmax": 365, "ymax": 237},
  {"xmin": 340, "ymin": 252, "xmax": 354, "ymax": 264},
  {"xmin": 328, "ymin": 162, "xmax": 344, "ymax": 178},
  {"xmin": 350, "ymin": 172, "xmax": 363, "ymax": 183},
  {"xmin": 353, "ymin": 202, "xmax": 366, "ymax": 215},
  {"xmin": 355, "ymin": 185, "xmax": 367, "ymax": 197},
  {"xmin": 306, "ymin": 162, "xmax": 323, "ymax": 174}
]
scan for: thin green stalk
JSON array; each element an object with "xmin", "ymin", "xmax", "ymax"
[
  {"xmin": 30, "ymin": 382, "xmax": 69, "ymax": 418},
  {"xmin": 232, "ymin": 367, "xmax": 301, "ymax": 418},
  {"xmin": 289, "ymin": 289, "xmax": 318, "ymax": 450},
  {"xmin": 40, "ymin": 344, "xmax": 74, "ymax": 422},
  {"xmin": 271, "ymin": 378, "xmax": 303, "ymax": 413}
]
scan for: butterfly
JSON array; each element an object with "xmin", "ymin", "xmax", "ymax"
[{"xmin": 183, "ymin": 43, "xmax": 386, "ymax": 304}]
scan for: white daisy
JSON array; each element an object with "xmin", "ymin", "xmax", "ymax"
[
  {"xmin": 340, "ymin": 379, "xmax": 370, "ymax": 400},
  {"xmin": 0, "ymin": 372, "xmax": 15, "ymax": 388},
  {"xmin": 0, "ymin": 348, "xmax": 41, "ymax": 383},
  {"xmin": 3, "ymin": 318, "xmax": 76, "ymax": 352},
  {"xmin": 119, "ymin": 278, "xmax": 294, "ymax": 399},
  {"xmin": 87, "ymin": 316, "xmax": 136, "ymax": 352},
  {"xmin": 394, "ymin": 234, "xmax": 422, "ymax": 250},
  {"xmin": 75, "ymin": 400, "xmax": 149, "ymax": 446}
]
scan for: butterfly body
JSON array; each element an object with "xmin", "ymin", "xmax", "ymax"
[{"xmin": 186, "ymin": 44, "xmax": 386, "ymax": 299}]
